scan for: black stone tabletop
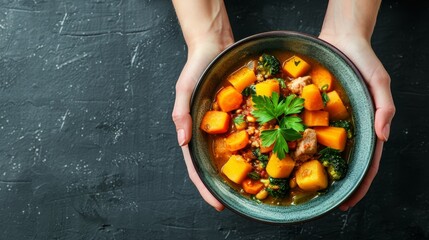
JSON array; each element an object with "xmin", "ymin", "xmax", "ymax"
[{"xmin": 0, "ymin": 0, "xmax": 427, "ymax": 239}]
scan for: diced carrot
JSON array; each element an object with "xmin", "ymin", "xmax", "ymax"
[
  {"xmin": 216, "ymin": 86, "xmax": 243, "ymax": 113},
  {"xmin": 314, "ymin": 126, "xmax": 347, "ymax": 151},
  {"xmin": 242, "ymin": 178, "xmax": 265, "ymax": 195},
  {"xmin": 260, "ymin": 143, "xmax": 274, "ymax": 153},
  {"xmin": 266, "ymin": 153, "xmax": 295, "ymax": 178},
  {"xmin": 222, "ymin": 155, "xmax": 253, "ymax": 184},
  {"xmin": 310, "ymin": 64, "xmax": 333, "ymax": 91},
  {"xmin": 324, "ymin": 90, "xmax": 349, "ymax": 120},
  {"xmin": 283, "ymin": 55, "xmax": 311, "ymax": 78},
  {"xmin": 295, "ymin": 159, "xmax": 328, "ymax": 191},
  {"xmin": 302, "ymin": 109, "xmax": 329, "ymax": 127},
  {"xmin": 200, "ymin": 111, "xmax": 230, "ymax": 134},
  {"xmin": 254, "ymin": 79, "xmax": 280, "ymax": 97},
  {"xmin": 301, "ymin": 84, "xmax": 324, "ymax": 111},
  {"xmin": 228, "ymin": 67, "xmax": 257, "ymax": 92},
  {"xmin": 225, "ymin": 130, "xmax": 249, "ymax": 151}
]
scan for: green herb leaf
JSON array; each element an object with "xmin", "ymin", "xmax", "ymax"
[
  {"xmin": 280, "ymin": 128, "xmax": 303, "ymax": 141},
  {"xmin": 233, "ymin": 115, "xmax": 245, "ymax": 125},
  {"xmin": 261, "ymin": 127, "xmax": 302, "ymax": 159},
  {"xmin": 321, "ymin": 84, "xmax": 329, "ymax": 91},
  {"xmin": 322, "ymin": 91, "xmax": 330, "ymax": 106},
  {"xmin": 320, "ymin": 84, "xmax": 330, "ymax": 106},
  {"xmin": 275, "ymin": 78, "xmax": 286, "ymax": 89},
  {"xmin": 247, "ymin": 171, "xmax": 261, "ymax": 180},
  {"xmin": 283, "ymin": 94, "xmax": 304, "ymax": 115},
  {"xmin": 280, "ymin": 116, "xmax": 305, "ymax": 132},
  {"xmin": 273, "ymin": 134, "xmax": 289, "ymax": 159},
  {"xmin": 252, "ymin": 92, "xmax": 285, "ymax": 123},
  {"xmin": 260, "ymin": 129, "xmax": 279, "ymax": 147},
  {"xmin": 254, "ymin": 92, "xmax": 305, "ymax": 159}
]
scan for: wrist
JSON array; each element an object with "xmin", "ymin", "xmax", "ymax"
[
  {"xmin": 319, "ymin": 27, "xmax": 371, "ymax": 48},
  {"xmin": 188, "ymin": 33, "xmax": 234, "ymax": 57}
]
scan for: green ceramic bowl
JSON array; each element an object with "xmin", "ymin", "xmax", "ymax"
[{"xmin": 189, "ymin": 31, "xmax": 375, "ymax": 224}]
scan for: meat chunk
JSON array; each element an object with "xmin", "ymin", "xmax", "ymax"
[
  {"xmin": 287, "ymin": 76, "xmax": 311, "ymax": 94},
  {"xmin": 293, "ymin": 128, "xmax": 317, "ymax": 161}
]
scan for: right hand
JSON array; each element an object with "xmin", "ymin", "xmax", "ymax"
[{"xmin": 172, "ymin": 41, "xmax": 233, "ymax": 211}]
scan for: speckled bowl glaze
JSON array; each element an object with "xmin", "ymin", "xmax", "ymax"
[{"xmin": 189, "ymin": 31, "xmax": 375, "ymax": 224}]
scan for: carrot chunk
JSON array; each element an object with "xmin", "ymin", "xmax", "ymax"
[
  {"xmin": 283, "ymin": 55, "xmax": 311, "ymax": 78},
  {"xmin": 324, "ymin": 90, "xmax": 349, "ymax": 120},
  {"xmin": 296, "ymin": 159, "xmax": 328, "ymax": 191},
  {"xmin": 225, "ymin": 130, "xmax": 249, "ymax": 151},
  {"xmin": 200, "ymin": 111, "xmax": 230, "ymax": 134},
  {"xmin": 302, "ymin": 109, "xmax": 329, "ymax": 127},
  {"xmin": 266, "ymin": 153, "xmax": 295, "ymax": 178},
  {"xmin": 228, "ymin": 67, "xmax": 257, "ymax": 92},
  {"xmin": 216, "ymin": 86, "xmax": 243, "ymax": 112},
  {"xmin": 301, "ymin": 84, "xmax": 324, "ymax": 111},
  {"xmin": 314, "ymin": 126, "xmax": 347, "ymax": 151},
  {"xmin": 310, "ymin": 64, "xmax": 333, "ymax": 91},
  {"xmin": 242, "ymin": 178, "xmax": 265, "ymax": 195},
  {"xmin": 260, "ymin": 143, "xmax": 274, "ymax": 153},
  {"xmin": 222, "ymin": 155, "xmax": 253, "ymax": 184}
]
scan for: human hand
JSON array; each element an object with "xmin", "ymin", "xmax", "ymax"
[
  {"xmin": 318, "ymin": 33, "xmax": 396, "ymax": 211},
  {"xmin": 172, "ymin": 41, "xmax": 232, "ymax": 211}
]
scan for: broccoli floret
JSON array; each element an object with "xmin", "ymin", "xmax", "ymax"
[
  {"xmin": 265, "ymin": 177, "xmax": 289, "ymax": 198},
  {"xmin": 319, "ymin": 148, "xmax": 347, "ymax": 180},
  {"xmin": 257, "ymin": 54, "xmax": 280, "ymax": 77},
  {"xmin": 330, "ymin": 120, "xmax": 354, "ymax": 139}
]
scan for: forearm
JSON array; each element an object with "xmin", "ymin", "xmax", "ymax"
[
  {"xmin": 321, "ymin": 0, "xmax": 382, "ymax": 41},
  {"xmin": 172, "ymin": 0, "xmax": 234, "ymax": 53}
]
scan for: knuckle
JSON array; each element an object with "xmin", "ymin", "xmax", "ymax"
[
  {"xmin": 371, "ymin": 68, "xmax": 391, "ymax": 87},
  {"xmin": 386, "ymin": 105, "xmax": 396, "ymax": 117},
  {"xmin": 172, "ymin": 111, "xmax": 185, "ymax": 123}
]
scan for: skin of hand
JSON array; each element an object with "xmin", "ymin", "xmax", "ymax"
[
  {"xmin": 171, "ymin": 0, "xmax": 234, "ymax": 212},
  {"xmin": 319, "ymin": 0, "xmax": 396, "ymax": 211},
  {"xmin": 172, "ymin": 43, "xmax": 231, "ymax": 211}
]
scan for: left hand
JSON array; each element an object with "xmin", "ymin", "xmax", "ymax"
[{"xmin": 318, "ymin": 33, "xmax": 395, "ymax": 211}]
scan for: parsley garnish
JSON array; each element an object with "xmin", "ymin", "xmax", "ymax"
[
  {"xmin": 233, "ymin": 115, "xmax": 245, "ymax": 125},
  {"xmin": 252, "ymin": 92, "xmax": 305, "ymax": 159},
  {"xmin": 275, "ymin": 78, "xmax": 286, "ymax": 89},
  {"xmin": 321, "ymin": 84, "xmax": 330, "ymax": 106}
]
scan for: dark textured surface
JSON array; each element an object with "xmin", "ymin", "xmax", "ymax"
[{"xmin": 0, "ymin": 0, "xmax": 427, "ymax": 239}]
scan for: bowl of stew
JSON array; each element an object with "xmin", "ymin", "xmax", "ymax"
[{"xmin": 189, "ymin": 31, "xmax": 375, "ymax": 223}]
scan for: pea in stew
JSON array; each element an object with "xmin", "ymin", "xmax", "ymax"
[{"xmin": 200, "ymin": 52, "xmax": 354, "ymax": 206}]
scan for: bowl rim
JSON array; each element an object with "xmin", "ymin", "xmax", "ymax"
[{"xmin": 189, "ymin": 30, "xmax": 375, "ymax": 224}]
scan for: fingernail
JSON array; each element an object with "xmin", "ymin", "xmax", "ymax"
[
  {"xmin": 382, "ymin": 123, "xmax": 391, "ymax": 142},
  {"xmin": 215, "ymin": 206, "xmax": 225, "ymax": 212},
  {"xmin": 177, "ymin": 129, "xmax": 186, "ymax": 146}
]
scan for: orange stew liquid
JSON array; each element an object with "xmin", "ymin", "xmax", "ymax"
[{"xmin": 200, "ymin": 52, "xmax": 354, "ymax": 206}]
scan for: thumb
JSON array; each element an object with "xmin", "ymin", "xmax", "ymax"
[
  {"xmin": 172, "ymin": 81, "xmax": 194, "ymax": 146},
  {"xmin": 172, "ymin": 61, "xmax": 201, "ymax": 146}
]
